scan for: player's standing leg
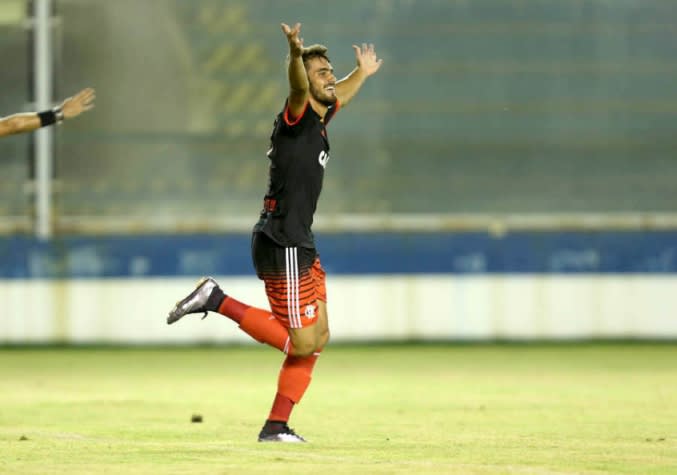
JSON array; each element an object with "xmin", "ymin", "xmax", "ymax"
[{"xmin": 258, "ymin": 256, "xmax": 329, "ymax": 442}]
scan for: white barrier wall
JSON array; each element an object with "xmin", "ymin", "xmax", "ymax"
[{"xmin": 1, "ymin": 275, "xmax": 676, "ymax": 343}]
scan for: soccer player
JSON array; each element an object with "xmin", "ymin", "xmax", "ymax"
[
  {"xmin": 0, "ymin": 88, "xmax": 95, "ymax": 138},
  {"xmin": 167, "ymin": 22, "xmax": 382, "ymax": 442}
]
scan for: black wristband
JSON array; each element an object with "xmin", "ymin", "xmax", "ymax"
[{"xmin": 38, "ymin": 110, "xmax": 57, "ymax": 127}]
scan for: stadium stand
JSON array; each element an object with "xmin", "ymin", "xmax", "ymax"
[{"xmin": 2, "ymin": 0, "xmax": 676, "ymax": 227}]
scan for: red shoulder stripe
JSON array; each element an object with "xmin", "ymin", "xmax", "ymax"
[{"xmin": 283, "ymin": 101, "xmax": 310, "ymax": 126}]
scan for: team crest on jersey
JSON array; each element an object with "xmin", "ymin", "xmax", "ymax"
[
  {"xmin": 305, "ymin": 304, "xmax": 316, "ymax": 318},
  {"xmin": 318, "ymin": 150, "xmax": 330, "ymax": 168}
]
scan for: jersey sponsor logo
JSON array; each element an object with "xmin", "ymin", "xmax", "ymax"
[
  {"xmin": 318, "ymin": 150, "xmax": 330, "ymax": 168},
  {"xmin": 304, "ymin": 304, "xmax": 316, "ymax": 319}
]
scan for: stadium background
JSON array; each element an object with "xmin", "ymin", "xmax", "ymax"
[{"xmin": 1, "ymin": 0, "xmax": 676, "ymax": 343}]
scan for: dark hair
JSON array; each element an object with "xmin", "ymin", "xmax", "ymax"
[{"xmin": 301, "ymin": 44, "xmax": 330, "ymax": 66}]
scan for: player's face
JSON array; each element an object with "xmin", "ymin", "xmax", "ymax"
[{"xmin": 306, "ymin": 57, "xmax": 337, "ymax": 106}]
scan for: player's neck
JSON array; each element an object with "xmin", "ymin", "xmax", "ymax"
[{"xmin": 308, "ymin": 96, "xmax": 330, "ymax": 122}]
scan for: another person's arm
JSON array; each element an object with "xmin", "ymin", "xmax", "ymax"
[
  {"xmin": 335, "ymin": 43, "xmax": 382, "ymax": 107},
  {"xmin": 281, "ymin": 22, "xmax": 309, "ymax": 119},
  {"xmin": 0, "ymin": 87, "xmax": 95, "ymax": 138}
]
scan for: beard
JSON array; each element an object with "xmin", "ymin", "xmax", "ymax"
[{"xmin": 309, "ymin": 83, "xmax": 337, "ymax": 106}]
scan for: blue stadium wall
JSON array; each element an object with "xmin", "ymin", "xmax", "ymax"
[
  {"xmin": 1, "ymin": 231, "xmax": 675, "ymax": 343},
  {"xmin": 2, "ymin": 231, "xmax": 677, "ymax": 278}
]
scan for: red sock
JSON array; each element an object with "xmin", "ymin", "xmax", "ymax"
[
  {"xmin": 217, "ymin": 296, "xmax": 247, "ymax": 324},
  {"xmin": 268, "ymin": 393, "xmax": 295, "ymax": 422},
  {"xmin": 218, "ymin": 297, "xmax": 293, "ymax": 354},
  {"xmin": 268, "ymin": 351, "xmax": 321, "ymax": 422}
]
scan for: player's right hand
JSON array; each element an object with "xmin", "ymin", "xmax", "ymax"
[{"xmin": 281, "ymin": 22, "xmax": 304, "ymax": 57}]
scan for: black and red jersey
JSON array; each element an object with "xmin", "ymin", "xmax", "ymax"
[{"xmin": 254, "ymin": 100, "xmax": 340, "ymax": 248}]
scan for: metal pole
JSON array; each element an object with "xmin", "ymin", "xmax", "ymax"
[{"xmin": 33, "ymin": 0, "xmax": 53, "ymax": 240}]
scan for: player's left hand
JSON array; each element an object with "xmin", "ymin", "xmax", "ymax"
[
  {"xmin": 60, "ymin": 88, "xmax": 96, "ymax": 119},
  {"xmin": 352, "ymin": 43, "xmax": 383, "ymax": 76}
]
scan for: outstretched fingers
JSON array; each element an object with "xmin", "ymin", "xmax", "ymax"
[
  {"xmin": 76, "ymin": 88, "xmax": 96, "ymax": 109},
  {"xmin": 60, "ymin": 87, "xmax": 96, "ymax": 118},
  {"xmin": 353, "ymin": 43, "xmax": 383, "ymax": 75},
  {"xmin": 281, "ymin": 22, "xmax": 301, "ymax": 39},
  {"xmin": 353, "ymin": 43, "xmax": 374, "ymax": 57},
  {"xmin": 281, "ymin": 22, "xmax": 304, "ymax": 54}
]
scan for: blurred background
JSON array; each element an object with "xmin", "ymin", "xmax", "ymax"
[{"xmin": 1, "ymin": 0, "xmax": 676, "ymax": 343}]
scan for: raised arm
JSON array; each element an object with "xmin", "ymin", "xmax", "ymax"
[
  {"xmin": 0, "ymin": 113, "xmax": 41, "ymax": 137},
  {"xmin": 281, "ymin": 23, "xmax": 309, "ymax": 119},
  {"xmin": 335, "ymin": 43, "xmax": 382, "ymax": 107},
  {"xmin": 0, "ymin": 88, "xmax": 95, "ymax": 138}
]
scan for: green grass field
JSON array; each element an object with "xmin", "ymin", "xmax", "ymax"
[{"xmin": 0, "ymin": 343, "xmax": 675, "ymax": 474}]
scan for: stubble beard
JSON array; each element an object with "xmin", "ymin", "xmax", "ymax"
[{"xmin": 310, "ymin": 83, "xmax": 337, "ymax": 107}]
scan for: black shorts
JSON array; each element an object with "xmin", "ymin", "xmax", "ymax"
[
  {"xmin": 252, "ymin": 232, "xmax": 316, "ymax": 277},
  {"xmin": 251, "ymin": 232, "xmax": 326, "ymax": 329}
]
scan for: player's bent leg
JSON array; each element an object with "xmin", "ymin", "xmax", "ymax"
[
  {"xmin": 167, "ymin": 277, "xmax": 294, "ymax": 354},
  {"xmin": 167, "ymin": 277, "xmax": 224, "ymax": 324}
]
